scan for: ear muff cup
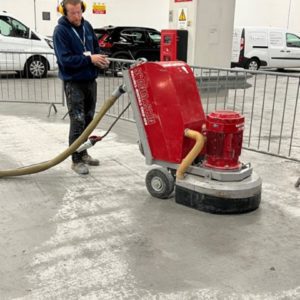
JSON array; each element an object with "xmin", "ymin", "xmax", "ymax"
[
  {"xmin": 58, "ymin": 3, "xmax": 65, "ymax": 15},
  {"xmin": 58, "ymin": 1, "xmax": 86, "ymax": 15},
  {"xmin": 81, "ymin": 2, "xmax": 86, "ymax": 13}
]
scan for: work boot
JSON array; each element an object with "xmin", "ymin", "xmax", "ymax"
[
  {"xmin": 82, "ymin": 154, "xmax": 100, "ymax": 166},
  {"xmin": 71, "ymin": 162, "xmax": 89, "ymax": 175}
]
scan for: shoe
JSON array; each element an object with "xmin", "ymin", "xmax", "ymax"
[
  {"xmin": 71, "ymin": 162, "xmax": 89, "ymax": 175},
  {"xmin": 82, "ymin": 154, "xmax": 100, "ymax": 166}
]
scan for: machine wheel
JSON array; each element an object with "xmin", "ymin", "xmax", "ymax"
[
  {"xmin": 146, "ymin": 168, "xmax": 175, "ymax": 199},
  {"xmin": 245, "ymin": 58, "xmax": 260, "ymax": 71},
  {"xmin": 24, "ymin": 56, "xmax": 48, "ymax": 78}
]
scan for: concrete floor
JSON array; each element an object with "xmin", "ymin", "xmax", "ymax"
[{"xmin": 0, "ymin": 103, "xmax": 299, "ymax": 299}]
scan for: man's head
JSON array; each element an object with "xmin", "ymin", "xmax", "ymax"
[{"xmin": 60, "ymin": 0, "xmax": 86, "ymax": 27}]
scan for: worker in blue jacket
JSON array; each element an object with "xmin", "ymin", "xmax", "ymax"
[{"xmin": 53, "ymin": 0, "xmax": 109, "ymax": 175}]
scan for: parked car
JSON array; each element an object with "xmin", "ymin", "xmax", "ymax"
[
  {"xmin": 231, "ymin": 26, "xmax": 300, "ymax": 71},
  {"xmin": 0, "ymin": 11, "xmax": 57, "ymax": 78},
  {"xmin": 94, "ymin": 26, "xmax": 161, "ymax": 72}
]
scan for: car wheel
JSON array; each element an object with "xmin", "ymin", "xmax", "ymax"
[
  {"xmin": 24, "ymin": 56, "xmax": 48, "ymax": 78},
  {"xmin": 145, "ymin": 168, "xmax": 175, "ymax": 199},
  {"xmin": 245, "ymin": 58, "xmax": 260, "ymax": 71},
  {"xmin": 111, "ymin": 54, "xmax": 132, "ymax": 75}
]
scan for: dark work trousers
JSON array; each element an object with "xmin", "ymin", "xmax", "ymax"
[{"xmin": 64, "ymin": 80, "xmax": 97, "ymax": 163}]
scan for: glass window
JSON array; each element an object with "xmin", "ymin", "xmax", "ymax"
[
  {"xmin": 286, "ymin": 33, "xmax": 300, "ymax": 48},
  {"xmin": 121, "ymin": 30, "xmax": 145, "ymax": 43},
  {"xmin": 148, "ymin": 31, "xmax": 161, "ymax": 44},
  {"xmin": 0, "ymin": 16, "xmax": 29, "ymax": 38},
  {"xmin": 10, "ymin": 18, "xmax": 29, "ymax": 38},
  {"xmin": 0, "ymin": 16, "xmax": 13, "ymax": 36}
]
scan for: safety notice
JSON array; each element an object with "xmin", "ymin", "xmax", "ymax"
[
  {"xmin": 93, "ymin": 3, "xmax": 106, "ymax": 14},
  {"xmin": 178, "ymin": 8, "xmax": 187, "ymax": 29}
]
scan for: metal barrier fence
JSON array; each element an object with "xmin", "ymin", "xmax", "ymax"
[
  {"xmin": 96, "ymin": 67, "xmax": 135, "ymax": 122},
  {"xmin": 0, "ymin": 51, "xmax": 63, "ymax": 105},
  {"xmin": 97, "ymin": 62, "xmax": 300, "ymax": 162},
  {"xmin": 0, "ymin": 54, "xmax": 299, "ymax": 161},
  {"xmin": 190, "ymin": 66, "xmax": 300, "ymax": 161}
]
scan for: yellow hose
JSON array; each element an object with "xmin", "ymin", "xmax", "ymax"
[
  {"xmin": 176, "ymin": 129, "xmax": 206, "ymax": 180},
  {"xmin": 0, "ymin": 85, "xmax": 125, "ymax": 178}
]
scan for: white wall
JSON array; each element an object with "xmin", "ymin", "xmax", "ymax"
[
  {"xmin": 2, "ymin": 0, "xmax": 300, "ymax": 37},
  {"xmin": 87, "ymin": 0, "xmax": 169, "ymax": 30},
  {"xmin": 234, "ymin": 0, "xmax": 300, "ymax": 33},
  {"xmin": 0, "ymin": 0, "xmax": 36, "ymax": 30},
  {"xmin": 1, "ymin": 0, "xmax": 300, "ymax": 67},
  {"xmin": 0, "ymin": 0, "xmax": 169, "ymax": 37}
]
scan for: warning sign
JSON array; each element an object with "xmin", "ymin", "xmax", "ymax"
[
  {"xmin": 179, "ymin": 9, "xmax": 186, "ymax": 21},
  {"xmin": 178, "ymin": 8, "xmax": 187, "ymax": 29},
  {"xmin": 93, "ymin": 3, "xmax": 106, "ymax": 14}
]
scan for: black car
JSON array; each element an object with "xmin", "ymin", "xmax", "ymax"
[{"xmin": 94, "ymin": 26, "xmax": 161, "ymax": 72}]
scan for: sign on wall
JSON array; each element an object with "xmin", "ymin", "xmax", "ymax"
[
  {"xmin": 93, "ymin": 3, "xmax": 106, "ymax": 14},
  {"xmin": 42, "ymin": 12, "xmax": 51, "ymax": 20},
  {"xmin": 178, "ymin": 8, "xmax": 187, "ymax": 29}
]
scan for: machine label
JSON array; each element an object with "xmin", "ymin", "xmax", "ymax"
[{"xmin": 130, "ymin": 68, "xmax": 156, "ymax": 126}]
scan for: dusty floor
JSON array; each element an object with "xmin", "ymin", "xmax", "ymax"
[{"xmin": 0, "ymin": 103, "xmax": 299, "ymax": 299}]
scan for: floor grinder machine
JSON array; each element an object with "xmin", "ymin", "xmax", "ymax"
[{"xmin": 123, "ymin": 61, "xmax": 262, "ymax": 214}]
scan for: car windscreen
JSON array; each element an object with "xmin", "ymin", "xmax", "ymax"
[{"xmin": 148, "ymin": 31, "xmax": 161, "ymax": 44}]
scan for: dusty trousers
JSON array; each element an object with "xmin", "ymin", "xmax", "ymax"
[{"xmin": 64, "ymin": 80, "xmax": 97, "ymax": 163}]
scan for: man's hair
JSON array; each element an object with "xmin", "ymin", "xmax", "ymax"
[{"xmin": 62, "ymin": 0, "xmax": 82, "ymax": 6}]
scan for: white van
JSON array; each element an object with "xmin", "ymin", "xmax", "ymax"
[
  {"xmin": 0, "ymin": 11, "xmax": 57, "ymax": 77},
  {"xmin": 231, "ymin": 27, "xmax": 300, "ymax": 70}
]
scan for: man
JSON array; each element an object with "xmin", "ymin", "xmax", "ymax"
[{"xmin": 53, "ymin": 0, "xmax": 109, "ymax": 175}]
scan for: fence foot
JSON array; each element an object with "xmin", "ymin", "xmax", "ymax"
[
  {"xmin": 48, "ymin": 103, "xmax": 57, "ymax": 117},
  {"xmin": 295, "ymin": 177, "xmax": 300, "ymax": 188}
]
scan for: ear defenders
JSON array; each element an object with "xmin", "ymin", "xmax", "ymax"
[{"xmin": 58, "ymin": 1, "xmax": 87, "ymax": 16}]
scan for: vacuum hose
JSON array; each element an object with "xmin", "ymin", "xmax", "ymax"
[
  {"xmin": 176, "ymin": 129, "xmax": 206, "ymax": 180},
  {"xmin": 0, "ymin": 84, "xmax": 126, "ymax": 178}
]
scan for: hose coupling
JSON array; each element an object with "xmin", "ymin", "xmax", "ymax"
[{"xmin": 112, "ymin": 84, "xmax": 127, "ymax": 98}]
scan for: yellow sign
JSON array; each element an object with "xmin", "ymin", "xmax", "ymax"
[
  {"xmin": 93, "ymin": 3, "xmax": 106, "ymax": 14},
  {"xmin": 179, "ymin": 9, "xmax": 186, "ymax": 21},
  {"xmin": 178, "ymin": 8, "xmax": 187, "ymax": 29}
]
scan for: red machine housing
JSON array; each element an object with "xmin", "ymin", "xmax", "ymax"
[
  {"xmin": 203, "ymin": 111, "xmax": 244, "ymax": 170},
  {"xmin": 160, "ymin": 30, "xmax": 188, "ymax": 62},
  {"xmin": 128, "ymin": 61, "xmax": 206, "ymax": 164}
]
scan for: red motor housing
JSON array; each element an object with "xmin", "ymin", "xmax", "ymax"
[{"xmin": 203, "ymin": 111, "xmax": 244, "ymax": 170}]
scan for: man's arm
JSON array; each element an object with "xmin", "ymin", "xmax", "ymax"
[{"xmin": 53, "ymin": 26, "xmax": 92, "ymax": 70}]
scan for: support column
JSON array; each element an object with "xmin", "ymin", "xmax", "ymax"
[{"xmin": 168, "ymin": 0, "xmax": 236, "ymax": 68}]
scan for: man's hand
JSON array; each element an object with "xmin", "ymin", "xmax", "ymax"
[{"xmin": 91, "ymin": 54, "xmax": 110, "ymax": 69}]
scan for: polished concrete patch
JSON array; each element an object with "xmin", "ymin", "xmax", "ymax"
[{"xmin": 0, "ymin": 103, "xmax": 299, "ymax": 299}]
